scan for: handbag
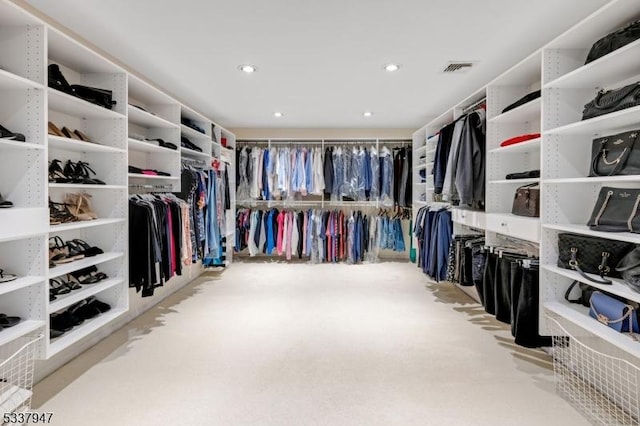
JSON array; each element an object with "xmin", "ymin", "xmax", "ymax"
[
  {"xmin": 589, "ymin": 291, "xmax": 640, "ymax": 334},
  {"xmin": 511, "ymin": 183, "xmax": 540, "ymax": 217},
  {"xmin": 585, "ymin": 19, "xmax": 640, "ymax": 64},
  {"xmin": 590, "ymin": 130, "xmax": 640, "ymax": 176},
  {"xmin": 505, "ymin": 170, "xmax": 540, "ymax": 179},
  {"xmin": 557, "ymin": 233, "xmax": 634, "ymax": 284},
  {"xmin": 70, "ymin": 85, "xmax": 115, "ymax": 110},
  {"xmin": 502, "ymin": 90, "xmax": 541, "ymax": 114},
  {"xmin": 582, "ymin": 82, "xmax": 640, "ymax": 120},
  {"xmin": 564, "ymin": 280, "xmax": 597, "ymax": 307},
  {"xmin": 587, "ymin": 187, "xmax": 640, "ymax": 232},
  {"xmin": 615, "ymin": 247, "xmax": 640, "ymax": 293},
  {"xmin": 48, "ymin": 64, "xmax": 76, "ymax": 96}
]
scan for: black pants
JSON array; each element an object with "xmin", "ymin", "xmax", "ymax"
[
  {"xmin": 495, "ymin": 254, "xmax": 526, "ymax": 324},
  {"xmin": 481, "ymin": 252, "xmax": 498, "ymax": 314},
  {"xmin": 510, "ymin": 265, "xmax": 552, "ymax": 348}
]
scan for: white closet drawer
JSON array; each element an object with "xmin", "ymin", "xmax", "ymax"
[
  {"xmin": 486, "ymin": 213, "xmax": 540, "ymax": 243},
  {"xmin": 452, "ymin": 209, "xmax": 486, "ymax": 230}
]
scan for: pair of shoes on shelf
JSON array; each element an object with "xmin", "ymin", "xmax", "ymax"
[
  {"xmin": 71, "ymin": 266, "xmax": 107, "ymax": 285},
  {"xmin": 0, "ymin": 123, "xmax": 25, "ymax": 142},
  {"xmin": 49, "ymin": 193, "xmax": 97, "ymax": 224},
  {"xmin": 0, "ymin": 269, "xmax": 16, "ymax": 283},
  {"xmin": 48, "ymin": 121, "xmax": 93, "ymax": 143},
  {"xmin": 49, "ymin": 275, "xmax": 82, "ymax": 297},
  {"xmin": 50, "ymin": 296, "xmax": 111, "ymax": 338},
  {"xmin": 128, "ymin": 165, "xmax": 171, "ymax": 176},
  {"xmin": 0, "ymin": 313, "xmax": 20, "ymax": 329},
  {"xmin": 181, "ymin": 117, "xmax": 205, "ymax": 134},
  {"xmin": 181, "ymin": 136, "xmax": 202, "ymax": 152},
  {"xmin": 48, "ymin": 159, "xmax": 105, "ymax": 185},
  {"xmin": 49, "ymin": 236, "xmax": 104, "ymax": 266},
  {"xmin": 0, "ymin": 193, "xmax": 13, "ymax": 208},
  {"xmin": 49, "ymin": 199, "xmax": 78, "ymax": 225}
]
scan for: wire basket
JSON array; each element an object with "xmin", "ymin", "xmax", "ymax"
[
  {"xmin": 0, "ymin": 334, "xmax": 42, "ymax": 417},
  {"xmin": 546, "ymin": 315, "xmax": 640, "ymax": 425}
]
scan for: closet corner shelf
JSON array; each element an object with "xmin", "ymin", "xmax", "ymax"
[
  {"xmin": 0, "ymin": 276, "xmax": 44, "ymax": 297},
  {"xmin": 542, "ymin": 264, "xmax": 640, "ymax": 304},
  {"xmin": 127, "ymin": 105, "xmax": 178, "ymax": 129},
  {"xmin": 128, "ymin": 173, "xmax": 179, "ymax": 181},
  {"xmin": 543, "ymin": 105, "xmax": 640, "ymax": 135},
  {"xmin": 48, "ymin": 135, "xmax": 125, "ymax": 154},
  {"xmin": 0, "ymin": 320, "xmax": 44, "ymax": 348},
  {"xmin": 180, "ymin": 125, "xmax": 211, "ymax": 141},
  {"xmin": 48, "ymin": 183, "xmax": 126, "ymax": 190},
  {"xmin": 488, "ymin": 137, "xmax": 541, "ymax": 154},
  {"xmin": 180, "ymin": 147, "xmax": 211, "ymax": 159},
  {"xmin": 48, "ymin": 278, "xmax": 123, "ymax": 313},
  {"xmin": 48, "ymin": 88, "xmax": 126, "ymax": 120},
  {"xmin": 48, "ymin": 309, "xmax": 126, "ymax": 357},
  {"xmin": 544, "ymin": 37, "xmax": 640, "ymax": 90},
  {"xmin": 489, "ymin": 98, "xmax": 541, "ymax": 124},
  {"xmin": 0, "ymin": 68, "xmax": 43, "ymax": 90},
  {"xmin": 49, "ymin": 218, "xmax": 125, "ymax": 233},
  {"xmin": 489, "ymin": 178, "xmax": 539, "ymax": 184},
  {"xmin": 542, "ymin": 223, "xmax": 640, "ymax": 245},
  {"xmin": 127, "ymin": 138, "xmax": 180, "ymax": 154},
  {"xmin": 0, "ymin": 139, "xmax": 44, "ymax": 151},
  {"xmin": 545, "ymin": 302, "xmax": 640, "ymax": 359},
  {"xmin": 48, "ymin": 252, "xmax": 124, "ymax": 279},
  {"xmin": 544, "ymin": 175, "xmax": 640, "ymax": 184}
]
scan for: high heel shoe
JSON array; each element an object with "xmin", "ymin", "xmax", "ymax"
[
  {"xmin": 48, "ymin": 159, "xmax": 71, "ymax": 183},
  {"xmin": 61, "ymin": 127, "xmax": 82, "ymax": 140},
  {"xmin": 64, "ymin": 160, "xmax": 105, "ymax": 185},
  {"xmin": 73, "ymin": 129, "xmax": 93, "ymax": 143},
  {"xmin": 48, "ymin": 121, "xmax": 65, "ymax": 137},
  {"xmin": 65, "ymin": 192, "xmax": 98, "ymax": 220},
  {"xmin": 49, "ymin": 236, "xmax": 74, "ymax": 265},
  {"xmin": 49, "ymin": 199, "xmax": 78, "ymax": 225}
]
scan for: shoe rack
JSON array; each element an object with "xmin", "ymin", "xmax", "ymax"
[{"xmin": 0, "ymin": 0, "xmax": 237, "ymax": 360}]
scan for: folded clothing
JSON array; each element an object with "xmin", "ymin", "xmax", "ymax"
[
  {"xmin": 128, "ymin": 165, "xmax": 171, "ymax": 176},
  {"xmin": 500, "ymin": 133, "xmax": 540, "ymax": 147},
  {"xmin": 181, "ymin": 136, "xmax": 202, "ymax": 152},
  {"xmin": 501, "ymin": 90, "xmax": 541, "ymax": 114},
  {"xmin": 506, "ymin": 170, "xmax": 540, "ymax": 180}
]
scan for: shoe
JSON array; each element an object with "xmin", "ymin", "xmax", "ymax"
[
  {"xmin": 0, "ymin": 314, "xmax": 20, "ymax": 329},
  {"xmin": 61, "ymin": 126, "xmax": 82, "ymax": 140},
  {"xmin": 48, "ymin": 121, "xmax": 65, "ymax": 137},
  {"xmin": 0, "ymin": 269, "xmax": 16, "ymax": 283},
  {"xmin": 63, "ymin": 240, "xmax": 85, "ymax": 261},
  {"xmin": 65, "ymin": 192, "xmax": 98, "ymax": 220},
  {"xmin": 73, "ymin": 129, "xmax": 93, "ymax": 143},
  {"xmin": 64, "ymin": 161, "xmax": 105, "ymax": 185},
  {"xmin": 0, "ymin": 193, "xmax": 13, "ymax": 208},
  {"xmin": 63, "ymin": 274, "xmax": 82, "ymax": 290},
  {"xmin": 48, "ymin": 236, "xmax": 76, "ymax": 264},
  {"xmin": 0, "ymin": 123, "xmax": 25, "ymax": 142},
  {"xmin": 70, "ymin": 266, "xmax": 106, "ymax": 284},
  {"xmin": 49, "ymin": 278, "xmax": 72, "ymax": 296},
  {"xmin": 49, "ymin": 199, "xmax": 78, "ymax": 225},
  {"xmin": 71, "ymin": 239, "xmax": 104, "ymax": 257},
  {"xmin": 48, "ymin": 159, "xmax": 71, "ymax": 183}
]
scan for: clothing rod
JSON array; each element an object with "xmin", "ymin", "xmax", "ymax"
[{"xmin": 462, "ymin": 97, "xmax": 487, "ymax": 114}]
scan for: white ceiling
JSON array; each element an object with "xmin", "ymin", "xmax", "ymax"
[{"xmin": 24, "ymin": 0, "xmax": 608, "ymax": 129}]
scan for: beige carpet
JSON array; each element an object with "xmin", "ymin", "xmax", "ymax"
[{"xmin": 33, "ymin": 262, "xmax": 588, "ymax": 425}]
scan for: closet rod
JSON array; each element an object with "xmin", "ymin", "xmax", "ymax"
[{"xmin": 461, "ymin": 97, "xmax": 487, "ymax": 114}]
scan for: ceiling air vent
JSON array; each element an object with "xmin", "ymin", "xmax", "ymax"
[{"xmin": 443, "ymin": 62, "xmax": 474, "ymax": 73}]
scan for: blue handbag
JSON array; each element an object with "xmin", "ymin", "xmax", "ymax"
[{"xmin": 589, "ymin": 291, "xmax": 640, "ymax": 334}]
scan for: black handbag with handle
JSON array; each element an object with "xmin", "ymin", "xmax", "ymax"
[
  {"xmin": 585, "ymin": 19, "xmax": 640, "ymax": 64},
  {"xmin": 587, "ymin": 187, "xmax": 640, "ymax": 233},
  {"xmin": 511, "ymin": 183, "xmax": 540, "ymax": 217},
  {"xmin": 71, "ymin": 85, "xmax": 115, "ymax": 110},
  {"xmin": 582, "ymin": 82, "xmax": 640, "ymax": 120},
  {"xmin": 557, "ymin": 233, "xmax": 634, "ymax": 284},
  {"xmin": 589, "ymin": 130, "xmax": 640, "ymax": 176},
  {"xmin": 616, "ymin": 247, "xmax": 640, "ymax": 293}
]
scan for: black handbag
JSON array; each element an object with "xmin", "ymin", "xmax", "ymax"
[
  {"xmin": 511, "ymin": 183, "xmax": 540, "ymax": 217},
  {"xmin": 585, "ymin": 19, "xmax": 640, "ymax": 64},
  {"xmin": 71, "ymin": 85, "xmax": 115, "ymax": 110},
  {"xmin": 557, "ymin": 233, "xmax": 634, "ymax": 284},
  {"xmin": 616, "ymin": 247, "xmax": 640, "ymax": 293},
  {"xmin": 48, "ymin": 64, "xmax": 75, "ymax": 96},
  {"xmin": 564, "ymin": 280, "xmax": 597, "ymax": 307},
  {"xmin": 590, "ymin": 130, "xmax": 640, "ymax": 176},
  {"xmin": 505, "ymin": 170, "xmax": 540, "ymax": 180},
  {"xmin": 582, "ymin": 82, "xmax": 640, "ymax": 120},
  {"xmin": 587, "ymin": 187, "xmax": 640, "ymax": 233},
  {"xmin": 502, "ymin": 90, "xmax": 541, "ymax": 114}
]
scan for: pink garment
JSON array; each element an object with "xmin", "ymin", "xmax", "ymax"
[
  {"xmin": 282, "ymin": 211, "xmax": 289, "ymax": 256},
  {"xmin": 286, "ymin": 212, "xmax": 294, "ymax": 260},
  {"xmin": 277, "ymin": 211, "xmax": 285, "ymax": 255}
]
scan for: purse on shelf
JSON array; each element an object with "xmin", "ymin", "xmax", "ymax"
[
  {"xmin": 557, "ymin": 233, "xmax": 634, "ymax": 284},
  {"xmin": 587, "ymin": 187, "xmax": 640, "ymax": 233},
  {"xmin": 564, "ymin": 280, "xmax": 597, "ymax": 307},
  {"xmin": 589, "ymin": 291, "xmax": 640, "ymax": 334},
  {"xmin": 505, "ymin": 170, "xmax": 540, "ymax": 180},
  {"xmin": 585, "ymin": 19, "xmax": 640, "ymax": 64},
  {"xmin": 71, "ymin": 85, "xmax": 115, "ymax": 110},
  {"xmin": 616, "ymin": 247, "xmax": 640, "ymax": 293},
  {"xmin": 501, "ymin": 90, "xmax": 541, "ymax": 114},
  {"xmin": 590, "ymin": 130, "xmax": 640, "ymax": 176},
  {"xmin": 511, "ymin": 183, "xmax": 540, "ymax": 217},
  {"xmin": 582, "ymin": 82, "xmax": 640, "ymax": 120}
]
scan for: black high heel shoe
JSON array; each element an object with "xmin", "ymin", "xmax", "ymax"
[
  {"xmin": 64, "ymin": 160, "xmax": 106, "ymax": 185},
  {"xmin": 0, "ymin": 123, "xmax": 25, "ymax": 142},
  {"xmin": 49, "ymin": 199, "xmax": 78, "ymax": 225},
  {"xmin": 48, "ymin": 159, "xmax": 70, "ymax": 183}
]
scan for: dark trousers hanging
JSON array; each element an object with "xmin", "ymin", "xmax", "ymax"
[{"xmin": 510, "ymin": 264, "xmax": 552, "ymax": 348}]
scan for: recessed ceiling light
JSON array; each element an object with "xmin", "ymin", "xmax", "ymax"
[
  {"xmin": 384, "ymin": 63, "xmax": 400, "ymax": 72},
  {"xmin": 238, "ymin": 64, "xmax": 257, "ymax": 73},
  {"xmin": 363, "ymin": 111, "xmax": 373, "ymax": 117},
  {"xmin": 274, "ymin": 112, "xmax": 283, "ymax": 118}
]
